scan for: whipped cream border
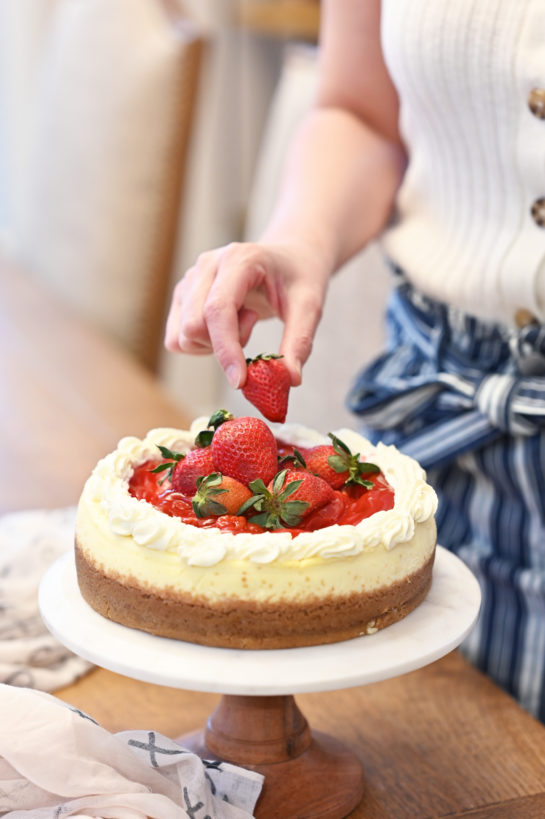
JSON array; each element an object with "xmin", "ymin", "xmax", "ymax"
[{"xmin": 81, "ymin": 419, "xmax": 437, "ymax": 567}]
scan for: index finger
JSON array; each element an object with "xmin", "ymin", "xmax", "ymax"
[{"xmin": 204, "ymin": 257, "xmax": 279, "ymax": 388}]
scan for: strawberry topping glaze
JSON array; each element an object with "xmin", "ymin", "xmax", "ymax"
[{"xmin": 129, "ymin": 456, "xmax": 395, "ymax": 537}]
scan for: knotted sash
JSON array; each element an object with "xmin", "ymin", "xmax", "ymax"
[{"xmin": 347, "ymin": 276, "xmax": 545, "ymax": 469}]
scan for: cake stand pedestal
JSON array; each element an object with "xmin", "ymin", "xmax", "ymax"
[
  {"xmin": 39, "ymin": 547, "xmax": 481, "ymax": 819},
  {"xmin": 181, "ymin": 694, "xmax": 365, "ymax": 818}
]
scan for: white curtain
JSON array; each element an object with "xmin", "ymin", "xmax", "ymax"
[{"xmin": 0, "ymin": 0, "xmax": 60, "ymax": 246}]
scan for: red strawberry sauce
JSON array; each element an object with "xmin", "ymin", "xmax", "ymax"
[{"xmin": 129, "ymin": 455, "xmax": 394, "ymax": 536}]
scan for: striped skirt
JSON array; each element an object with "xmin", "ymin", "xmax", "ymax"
[{"xmin": 347, "ymin": 271, "xmax": 545, "ymax": 720}]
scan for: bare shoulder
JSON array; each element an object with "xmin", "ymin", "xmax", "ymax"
[{"xmin": 317, "ymin": 0, "xmax": 400, "ymax": 143}]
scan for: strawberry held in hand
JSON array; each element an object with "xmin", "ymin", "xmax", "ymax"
[{"xmin": 242, "ymin": 354, "xmax": 290, "ymax": 423}]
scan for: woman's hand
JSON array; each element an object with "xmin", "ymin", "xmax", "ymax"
[{"xmin": 164, "ymin": 239, "xmax": 331, "ymax": 389}]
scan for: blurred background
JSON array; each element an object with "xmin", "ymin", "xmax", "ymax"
[{"xmin": 0, "ymin": 0, "xmax": 390, "ymax": 433}]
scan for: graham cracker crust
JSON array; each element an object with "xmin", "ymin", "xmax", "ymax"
[{"xmin": 75, "ymin": 540, "xmax": 435, "ymax": 649}]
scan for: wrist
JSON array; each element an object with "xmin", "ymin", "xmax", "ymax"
[{"xmin": 259, "ymin": 228, "xmax": 336, "ymax": 285}]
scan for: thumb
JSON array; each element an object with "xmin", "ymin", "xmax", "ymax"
[
  {"xmin": 238, "ymin": 307, "xmax": 259, "ymax": 348},
  {"xmin": 279, "ymin": 290, "xmax": 324, "ymax": 386}
]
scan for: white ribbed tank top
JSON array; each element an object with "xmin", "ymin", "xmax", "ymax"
[{"xmin": 380, "ymin": 0, "xmax": 545, "ymax": 327}]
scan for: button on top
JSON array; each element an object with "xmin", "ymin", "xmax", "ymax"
[
  {"xmin": 515, "ymin": 308, "xmax": 539, "ymax": 329},
  {"xmin": 528, "ymin": 88, "xmax": 545, "ymax": 119},
  {"xmin": 531, "ymin": 197, "xmax": 545, "ymax": 227}
]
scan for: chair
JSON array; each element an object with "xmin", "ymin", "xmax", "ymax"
[{"xmin": 13, "ymin": 0, "xmax": 204, "ymax": 371}]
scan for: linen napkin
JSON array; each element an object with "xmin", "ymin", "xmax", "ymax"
[
  {"xmin": 0, "ymin": 507, "xmax": 92, "ymax": 690},
  {"xmin": 0, "ymin": 684, "xmax": 263, "ymax": 818}
]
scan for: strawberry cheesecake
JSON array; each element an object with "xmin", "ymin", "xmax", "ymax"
[{"xmin": 75, "ymin": 412, "xmax": 438, "ymax": 649}]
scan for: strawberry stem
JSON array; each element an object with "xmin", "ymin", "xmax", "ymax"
[
  {"xmin": 194, "ymin": 409, "xmax": 234, "ymax": 447},
  {"xmin": 192, "ymin": 473, "xmax": 228, "ymax": 518},
  {"xmin": 238, "ymin": 469, "xmax": 309, "ymax": 529},
  {"xmin": 150, "ymin": 445, "xmax": 185, "ymax": 483},
  {"xmin": 327, "ymin": 433, "xmax": 380, "ymax": 488},
  {"xmin": 278, "ymin": 448, "xmax": 307, "ymax": 469},
  {"xmin": 245, "ymin": 353, "xmax": 284, "ymax": 365}
]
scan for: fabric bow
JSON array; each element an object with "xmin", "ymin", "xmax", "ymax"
[{"xmin": 347, "ymin": 280, "xmax": 545, "ymax": 469}]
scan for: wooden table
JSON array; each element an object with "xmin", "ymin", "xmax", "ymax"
[{"xmin": 3, "ymin": 253, "xmax": 545, "ymax": 818}]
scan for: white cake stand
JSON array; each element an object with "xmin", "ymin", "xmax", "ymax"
[{"xmin": 39, "ymin": 547, "xmax": 481, "ymax": 819}]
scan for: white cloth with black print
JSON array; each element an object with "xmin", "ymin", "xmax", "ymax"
[
  {"xmin": 0, "ymin": 685, "xmax": 263, "ymax": 818},
  {"xmin": 0, "ymin": 507, "xmax": 92, "ymax": 690}
]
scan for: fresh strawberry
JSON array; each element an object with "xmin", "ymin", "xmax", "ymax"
[
  {"xmin": 275, "ymin": 439, "xmax": 301, "ymax": 460},
  {"xmin": 305, "ymin": 433, "xmax": 380, "ymax": 489},
  {"xmin": 238, "ymin": 468, "xmax": 335, "ymax": 529},
  {"xmin": 211, "ymin": 416, "xmax": 278, "ymax": 485},
  {"xmin": 192, "ymin": 473, "xmax": 252, "ymax": 518},
  {"xmin": 304, "ymin": 445, "xmax": 347, "ymax": 488},
  {"xmin": 276, "ymin": 469, "xmax": 335, "ymax": 514},
  {"xmin": 277, "ymin": 447, "xmax": 307, "ymax": 470},
  {"xmin": 301, "ymin": 494, "xmax": 346, "ymax": 531},
  {"xmin": 242, "ymin": 354, "xmax": 290, "ymax": 423},
  {"xmin": 171, "ymin": 446, "xmax": 215, "ymax": 495}
]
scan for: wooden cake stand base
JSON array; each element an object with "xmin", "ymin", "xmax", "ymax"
[{"xmin": 181, "ymin": 693, "xmax": 364, "ymax": 819}]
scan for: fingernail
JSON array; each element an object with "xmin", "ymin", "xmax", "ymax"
[{"xmin": 226, "ymin": 365, "xmax": 240, "ymax": 389}]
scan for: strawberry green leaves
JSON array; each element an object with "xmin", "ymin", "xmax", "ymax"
[
  {"xmin": 151, "ymin": 445, "xmax": 184, "ymax": 483},
  {"xmin": 327, "ymin": 433, "xmax": 380, "ymax": 488},
  {"xmin": 238, "ymin": 470, "xmax": 309, "ymax": 529},
  {"xmin": 192, "ymin": 472, "xmax": 252, "ymax": 518},
  {"xmin": 194, "ymin": 409, "xmax": 233, "ymax": 447},
  {"xmin": 278, "ymin": 448, "xmax": 307, "ymax": 469},
  {"xmin": 192, "ymin": 473, "xmax": 228, "ymax": 518}
]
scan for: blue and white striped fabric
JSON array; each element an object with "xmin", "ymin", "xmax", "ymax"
[{"xmin": 347, "ymin": 271, "xmax": 545, "ymax": 720}]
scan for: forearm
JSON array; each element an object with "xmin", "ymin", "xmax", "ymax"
[
  {"xmin": 261, "ymin": 104, "xmax": 407, "ymax": 276},
  {"xmin": 166, "ymin": 0, "xmax": 404, "ymax": 383}
]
